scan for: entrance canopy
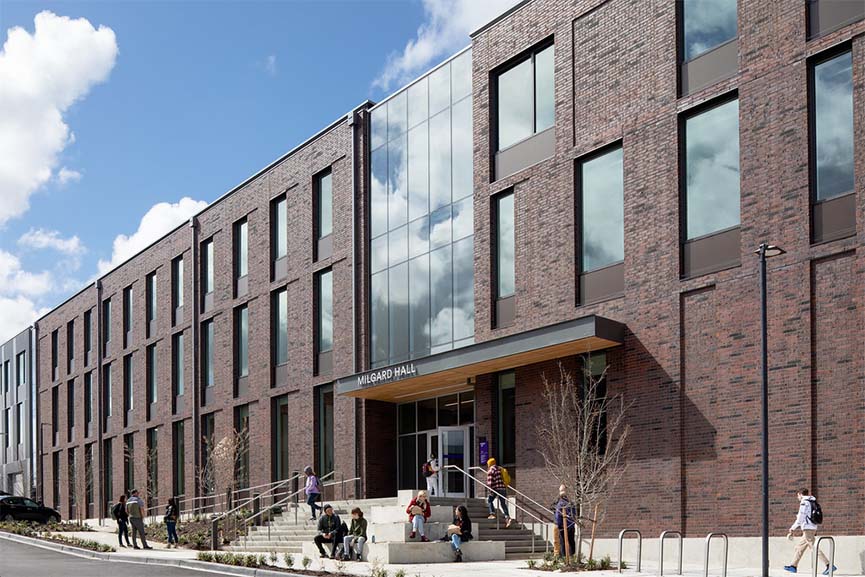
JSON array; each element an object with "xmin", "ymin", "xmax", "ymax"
[{"xmin": 336, "ymin": 315, "xmax": 624, "ymax": 402}]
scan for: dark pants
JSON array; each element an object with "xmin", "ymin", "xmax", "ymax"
[
  {"xmin": 166, "ymin": 520, "xmax": 179, "ymax": 544},
  {"xmin": 314, "ymin": 528, "xmax": 345, "ymax": 557},
  {"xmin": 307, "ymin": 493, "xmax": 321, "ymax": 519},
  {"xmin": 130, "ymin": 516, "xmax": 149, "ymax": 548},
  {"xmin": 117, "ymin": 519, "xmax": 131, "ymax": 546},
  {"xmin": 558, "ymin": 526, "xmax": 576, "ymax": 558}
]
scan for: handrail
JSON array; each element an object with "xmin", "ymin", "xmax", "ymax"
[
  {"xmin": 212, "ymin": 473, "xmax": 301, "ymax": 524},
  {"xmin": 659, "ymin": 530, "xmax": 683, "ymax": 576},
  {"xmin": 813, "ymin": 536, "xmax": 835, "ymax": 577},
  {"xmin": 468, "ymin": 465, "xmax": 555, "ymax": 523},
  {"xmin": 704, "ymin": 532, "xmax": 728, "ymax": 577},
  {"xmin": 617, "ymin": 529, "xmax": 642, "ymax": 573}
]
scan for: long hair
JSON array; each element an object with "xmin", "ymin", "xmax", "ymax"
[{"xmin": 456, "ymin": 505, "xmax": 470, "ymax": 521}]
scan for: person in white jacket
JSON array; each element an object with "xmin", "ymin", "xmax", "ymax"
[{"xmin": 783, "ymin": 488, "xmax": 835, "ymax": 574}]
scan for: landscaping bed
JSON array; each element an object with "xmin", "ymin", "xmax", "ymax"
[
  {"xmin": 0, "ymin": 521, "xmax": 114, "ymax": 553},
  {"xmin": 525, "ymin": 552, "xmax": 621, "ymax": 572},
  {"xmin": 195, "ymin": 551, "xmax": 385, "ymax": 576}
]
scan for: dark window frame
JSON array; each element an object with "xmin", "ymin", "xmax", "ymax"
[
  {"xmin": 270, "ymin": 194, "xmax": 287, "ymax": 263},
  {"xmin": 575, "ymin": 140, "xmax": 625, "ymax": 275},
  {"xmin": 313, "ymin": 167, "xmax": 333, "ymax": 243}
]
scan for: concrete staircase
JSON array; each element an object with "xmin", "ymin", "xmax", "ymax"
[{"xmin": 225, "ymin": 494, "xmax": 551, "ymax": 561}]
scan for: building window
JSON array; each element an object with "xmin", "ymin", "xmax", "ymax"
[
  {"xmin": 85, "ymin": 443, "xmax": 94, "ymax": 516},
  {"xmin": 67, "ymin": 448, "xmax": 77, "ymax": 518},
  {"xmin": 202, "ymin": 320, "xmax": 214, "ymax": 390},
  {"xmin": 146, "ymin": 427, "xmax": 158, "ymax": 502},
  {"xmin": 172, "ymin": 255, "xmax": 184, "ymax": 327},
  {"xmin": 172, "ymin": 333, "xmax": 184, "ymax": 397},
  {"xmin": 123, "ymin": 354, "xmax": 134, "ymax": 426},
  {"xmin": 272, "ymin": 196, "xmax": 287, "ymax": 262},
  {"xmin": 315, "ymin": 384, "xmax": 334, "ymax": 476},
  {"xmin": 172, "ymin": 420, "xmax": 185, "ymax": 497},
  {"xmin": 681, "ymin": 0, "xmax": 737, "ymax": 62},
  {"xmin": 315, "ymin": 269, "xmax": 333, "ymax": 374},
  {"xmin": 51, "ymin": 386, "xmax": 59, "ymax": 444},
  {"xmin": 3, "ymin": 408, "xmax": 8, "ymax": 449},
  {"xmin": 146, "ymin": 344, "xmax": 157, "ymax": 406},
  {"xmin": 235, "ymin": 305, "xmax": 249, "ymax": 382},
  {"xmin": 582, "ymin": 353, "xmax": 609, "ymax": 453},
  {"xmin": 496, "ymin": 42, "xmax": 554, "ymax": 151},
  {"xmin": 16, "ymin": 351, "xmax": 24, "ymax": 387},
  {"xmin": 580, "ymin": 146, "xmax": 624, "ymax": 272},
  {"xmin": 495, "ymin": 191, "xmax": 515, "ymax": 299},
  {"xmin": 3, "ymin": 360, "xmax": 8, "ymax": 394},
  {"xmin": 122, "ymin": 285, "xmax": 133, "ymax": 347},
  {"xmin": 66, "ymin": 319, "xmax": 75, "ymax": 373},
  {"xmin": 274, "ymin": 395, "xmax": 289, "ymax": 481},
  {"xmin": 51, "ymin": 329, "xmax": 58, "ymax": 380},
  {"xmin": 67, "ymin": 379, "xmax": 75, "ymax": 441},
  {"xmin": 52, "ymin": 451, "xmax": 60, "ymax": 508},
  {"xmin": 202, "ymin": 238, "xmax": 214, "ymax": 295},
  {"xmin": 145, "ymin": 272, "xmax": 156, "ymax": 336},
  {"xmin": 233, "ymin": 404, "xmax": 250, "ymax": 489},
  {"xmin": 84, "ymin": 309, "xmax": 92, "ymax": 365},
  {"xmin": 103, "ymin": 363, "xmax": 112, "ymax": 420},
  {"xmin": 235, "ymin": 218, "xmax": 248, "ymax": 280},
  {"xmin": 683, "ymin": 97, "xmax": 740, "ymax": 241},
  {"xmin": 812, "ymin": 50, "xmax": 854, "ymax": 201},
  {"xmin": 15, "ymin": 402, "xmax": 23, "ymax": 447},
  {"xmin": 200, "ymin": 413, "xmax": 215, "ymax": 495},
  {"xmin": 123, "ymin": 433, "xmax": 134, "ymax": 492},
  {"xmin": 369, "ymin": 49, "xmax": 474, "ymax": 367},
  {"xmin": 315, "ymin": 169, "xmax": 333, "ymax": 260},
  {"xmin": 103, "ymin": 438, "xmax": 113, "ymax": 513},
  {"xmin": 102, "ymin": 298, "xmax": 112, "ymax": 353},
  {"xmin": 273, "ymin": 288, "xmax": 288, "ymax": 367},
  {"xmin": 84, "ymin": 372, "xmax": 93, "ymax": 433}
]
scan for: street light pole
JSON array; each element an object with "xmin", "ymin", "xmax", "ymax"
[{"xmin": 755, "ymin": 242, "xmax": 785, "ymax": 577}]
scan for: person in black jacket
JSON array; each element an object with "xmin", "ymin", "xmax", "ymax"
[
  {"xmin": 450, "ymin": 505, "xmax": 473, "ymax": 562},
  {"xmin": 164, "ymin": 497, "xmax": 179, "ymax": 548},
  {"xmin": 313, "ymin": 504, "xmax": 345, "ymax": 558},
  {"xmin": 112, "ymin": 494, "xmax": 132, "ymax": 548}
]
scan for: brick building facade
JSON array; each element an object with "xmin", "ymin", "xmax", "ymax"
[{"xmin": 32, "ymin": 0, "xmax": 865, "ymax": 540}]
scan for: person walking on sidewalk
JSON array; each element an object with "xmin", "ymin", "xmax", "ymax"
[
  {"xmin": 304, "ymin": 466, "xmax": 322, "ymax": 521},
  {"xmin": 784, "ymin": 488, "xmax": 836, "ymax": 575},
  {"xmin": 485, "ymin": 458, "xmax": 512, "ymax": 528},
  {"xmin": 164, "ymin": 497, "xmax": 179, "ymax": 548},
  {"xmin": 112, "ymin": 494, "xmax": 132, "ymax": 548},
  {"xmin": 125, "ymin": 489, "xmax": 152, "ymax": 550}
]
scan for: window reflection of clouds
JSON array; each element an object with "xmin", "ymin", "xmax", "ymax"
[
  {"xmin": 685, "ymin": 99, "xmax": 740, "ymax": 239},
  {"xmin": 497, "ymin": 58, "xmax": 533, "ymax": 150},
  {"xmin": 582, "ymin": 147, "xmax": 624, "ymax": 272},
  {"xmin": 814, "ymin": 52, "xmax": 853, "ymax": 201},
  {"xmin": 370, "ymin": 50, "xmax": 474, "ymax": 367},
  {"xmin": 496, "ymin": 193, "xmax": 515, "ymax": 298},
  {"xmin": 318, "ymin": 270, "xmax": 333, "ymax": 353},
  {"xmin": 683, "ymin": 0, "xmax": 737, "ymax": 61}
]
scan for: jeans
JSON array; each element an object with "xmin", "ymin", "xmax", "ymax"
[
  {"xmin": 129, "ymin": 516, "xmax": 149, "ymax": 548},
  {"xmin": 487, "ymin": 493, "xmax": 510, "ymax": 518},
  {"xmin": 117, "ymin": 519, "xmax": 131, "ymax": 546},
  {"xmin": 307, "ymin": 493, "xmax": 321, "ymax": 519},
  {"xmin": 166, "ymin": 520, "xmax": 179, "ymax": 544},
  {"xmin": 451, "ymin": 533, "xmax": 462, "ymax": 551},
  {"xmin": 411, "ymin": 515, "xmax": 426, "ymax": 536},
  {"xmin": 558, "ymin": 526, "xmax": 576, "ymax": 558},
  {"xmin": 314, "ymin": 528, "xmax": 345, "ymax": 557},
  {"xmin": 342, "ymin": 535, "xmax": 366, "ymax": 560}
]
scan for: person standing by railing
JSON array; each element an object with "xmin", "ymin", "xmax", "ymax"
[
  {"xmin": 304, "ymin": 466, "xmax": 322, "ymax": 521},
  {"xmin": 552, "ymin": 485, "xmax": 576, "ymax": 559}
]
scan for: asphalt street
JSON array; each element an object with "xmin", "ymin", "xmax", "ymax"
[{"xmin": 0, "ymin": 538, "xmax": 233, "ymax": 577}]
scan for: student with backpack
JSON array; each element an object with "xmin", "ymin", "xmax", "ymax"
[
  {"xmin": 423, "ymin": 453, "xmax": 439, "ymax": 496},
  {"xmin": 112, "ymin": 494, "xmax": 132, "ymax": 548},
  {"xmin": 304, "ymin": 466, "xmax": 322, "ymax": 521},
  {"xmin": 485, "ymin": 458, "xmax": 513, "ymax": 528},
  {"xmin": 784, "ymin": 488, "xmax": 836, "ymax": 575}
]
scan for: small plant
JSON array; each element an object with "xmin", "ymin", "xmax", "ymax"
[
  {"xmin": 600, "ymin": 554, "xmax": 612, "ymax": 570},
  {"xmin": 526, "ymin": 558, "xmax": 538, "ymax": 569},
  {"xmin": 244, "ymin": 554, "xmax": 259, "ymax": 567},
  {"xmin": 257, "ymin": 554, "xmax": 268, "ymax": 567},
  {"xmin": 196, "ymin": 551, "xmax": 214, "ymax": 562},
  {"xmin": 283, "ymin": 552, "xmax": 294, "ymax": 568},
  {"xmin": 370, "ymin": 560, "xmax": 389, "ymax": 577},
  {"xmin": 301, "ymin": 555, "xmax": 312, "ymax": 570},
  {"xmin": 394, "ymin": 569, "xmax": 406, "ymax": 577},
  {"xmin": 269, "ymin": 550, "xmax": 279, "ymax": 565},
  {"xmin": 335, "ymin": 558, "xmax": 347, "ymax": 573}
]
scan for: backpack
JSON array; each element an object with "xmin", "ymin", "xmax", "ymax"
[
  {"xmin": 422, "ymin": 461, "xmax": 434, "ymax": 478},
  {"xmin": 500, "ymin": 467, "xmax": 511, "ymax": 487},
  {"xmin": 809, "ymin": 499, "xmax": 824, "ymax": 525}
]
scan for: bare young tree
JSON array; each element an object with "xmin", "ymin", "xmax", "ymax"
[
  {"xmin": 196, "ymin": 427, "xmax": 250, "ymax": 512},
  {"xmin": 536, "ymin": 360, "xmax": 630, "ymax": 561}
]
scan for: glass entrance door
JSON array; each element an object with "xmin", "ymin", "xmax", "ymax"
[{"xmin": 439, "ymin": 426, "xmax": 469, "ymax": 498}]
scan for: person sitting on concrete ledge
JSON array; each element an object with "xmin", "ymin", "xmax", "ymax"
[
  {"xmin": 449, "ymin": 505, "xmax": 473, "ymax": 562},
  {"xmin": 406, "ymin": 490, "xmax": 431, "ymax": 541},
  {"xmin": 341, "ymin": 507, "xmax": 367, "ymax": 561},
  {"xmin": 313, "ymin": 504, "xmax": 345, "ymax": 559}
]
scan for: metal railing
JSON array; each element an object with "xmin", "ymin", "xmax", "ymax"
[
  {"xmin": 814, "ymin": 536, "xmax": 835, "ymax": 577},
  {"xmin": 209, "ymin": 472, "xmax": 302, "ymax": 546},
  {"xmin": 704, "ymin": 532, "xmax": 728, "ymax": 577},
  {"xmin": 444, "ymin": 464, "xmax": 550, "ymax": 555},
  {"xmin": 468, "ymin": 466, "xmax": 555, "ymax": 524},
  {"xmin": 659, "ymin": 530, "xmax": 683, "ymax": 576},
  {"xmin": 617, "ymin": 529, "xmax": 642, "ymax": 573}
]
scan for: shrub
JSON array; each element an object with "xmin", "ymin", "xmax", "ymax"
[
  {"xmin": 526, "ymin": 558, "xmax": 538, "ymax": 569},
  {"xmin": 600, "ymin": 554, "xmax": 612, "ymax": 570},
  {"xmin": 301, "ymin": 555, "xmax": 312, "ymax": 570},
  {"xmin": 244, "ymin": 554, "xmax": 259, "ymax": 567},
  {"xmin": 196, "ymin": 551, "xmax": 214, "ymax": 562},
  {"xmin": 257, "ymin": 554, "xmax": 268, "ymax": 567},
  {"xmin": 394, "ymin": 569, "xmax": 406, "ymax": 577},
  {"xmin": 269, "ymin": 550, "xmax": 278, "ymax": 566},
  {"xmin": 283, "ymin": 552, "xmax": 294, "ymax": 568}
]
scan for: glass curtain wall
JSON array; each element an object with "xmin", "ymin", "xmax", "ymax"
[{"xmin": 370, "ymin": 49, "xmax": 474, "ymax": 368}]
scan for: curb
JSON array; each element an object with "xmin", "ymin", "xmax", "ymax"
[{"xmin": 0, "ymin": 531, "xmax": 314, "ymax": 577}]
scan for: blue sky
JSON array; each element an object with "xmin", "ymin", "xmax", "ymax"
[{"xmin": 0, "ymin": 0, "xmax": 518, "ymax": 340}]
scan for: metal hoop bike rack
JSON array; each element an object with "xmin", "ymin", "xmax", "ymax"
[
  {"xmin": 704, "ymin": 532, "xmax": 728, "ymax": 577},
  {"xmin": 813, "ymin": 536, "xmax": 835, "ymax": 577},
  {"xmin": 618, "ymin": 529, "xmax": 642, "ymax": 573},
  {"xmin": 659, "ymin": 530, "xmax": 683, "ymax": 576}
]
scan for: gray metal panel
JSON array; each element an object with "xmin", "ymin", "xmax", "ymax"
[
  {"xmin": 809, "ymin": 0, "xmax": 865, "ymax": 37},
  {"xmin": 495, "ymin": 296, "xmax": 516, "ymax": 328},
  {"xmin": 682, "ymin": 227, "xmax": 741, "ymax": 278},
  {"xmin": 813, "ymin": 193, "xmax": 856, "ymax": 243},
  {"xmin": 580, "ymin": 262, "xmax": 624, "ymax": 304},
  {"xmin": 681, "ymin": 38, "xmax": 738, "ymax": 96},
  {"xmin": 317, "ymin": 235, "xmax": 333, "ymax": 262},
  {"xmin": 495, "ymin": 127, "xmax": 555, "ymax": 180}
]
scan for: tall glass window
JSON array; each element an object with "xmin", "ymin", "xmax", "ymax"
[
  {"xmin": 581, "ymin": 146, "xmax": 624, "ymax": 271},
  {"xmin": 103, "ymin": 364, "xmax": 112, "ymax": 418},
  {"xmin": 84, "ymin": 309, "xmax": 92, "ymax": 360},
  {"xmin": 370, "ymin": 49, "xmax": 474, "ymax": 367},
  {"xmin": 236, "ymin": 305, "xmax": 249, "ymax": 378},
  {"xmin": 495, "ymin": 192, "xmax": 515, "ymax": 298},
  {"xmin": 146, "ymin": 344, "xmax": 157, "ymax": 404},
  {"xmin": 274, "ymin": 395, "xmax": 289, "ymax": 480},
  {"xmin": 202, "ymin": 321, "xmax": 214, "ymax": 389},
  {"xmin": 272, "ymin": 196, "xmax": 287, "ymax": 260},
  {"xmin": 684, "ymin": 98, "xmax": 740, "ymax": 239},
  {"xmin": 102, "ymin": 299, "xmax": 111, "ymax": 349},
  {"xmin": 235, "ymin": 218, "xmax": 248, "ymax": 279},
  {"xmin": 497, "ymin": 372, "xmax": 516, "ymax": 466},
  {"xmin": 813, "ymin": 50, "xmax": 854, "ymax": 201},
  {"xmin": 84, "ymin": 372, "xmax": 93, "ymax": 427},
  {"xmin": 172, "ymin": 420, "xmax": 185, "ymax": 496},
  {"xmin": 67, "ymin": 319, "xmax": 75, "ymax": 371},
  {"xmin": 173, "ymin": 333, "xmax": 184, "ymax": 396},
  {"xmin": 123, "ymin": 285, "xmax": 133, "ymax": 336},
  {"xmin": 317, "ymin": 270, "xmax": 333, "ymax": 354},
  {"xmin": 51, "ymin": 330, "xmax": 58, "ymax": 376},
  {"xmin": 273, "ymin": 288, "xmax": 288, "ymax": 366},
  {"xmin": 497, "ymin": 43, "xmax": 554, "ymax": 150},
  {"xmin": 146, "ymin": 272, "xmax": 156, "ymax": 326},
  {"xmin": 123, "ymin": 354, "xmax": 133, "ymax": 413},
  {"xmin": 123, "ymin": 433, "xmax": 134, "ymax": 491},
  {"xmin": 316, "ymin": 169, "xmax": 333, "ymax": 240},
  {"xmin": 172, "ymin": 256, "xmax": 184, "ymax": 309},
  {"xmin": 316, "ymin": 384, "xmax": 334, "ymax": 475},
  {"xmin": 682, "ymin": 0, "xmax": 737, "ymax": 61},
  {"xmin": 202, "ymin": 239, "xmax": 214, "ymax": 294},
  {"xmin": 234, "ymin": 404, "xmax": 250, "ymax": 489}
]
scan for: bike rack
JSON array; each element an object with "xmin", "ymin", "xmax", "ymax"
[
  {"xmin": 813, "ymin": 536, "xmax": 835, "ymax": 577},
  {"xmin": 618, "ymin": 529, "xmax": 642, "ymax": 573},
  {"xmin": 704, "ymin": 532, "xmax": 728, "ymax": 577},
  {"xmin": 659, "ymin": 531, "xmax": 683, "ymax": 576}
]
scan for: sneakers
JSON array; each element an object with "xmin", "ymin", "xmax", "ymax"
[
  {"xmin": 487, "ymin": 514, "xmax": 496, "ymax": 520},
  {"xmin": 409, "ymin": 531, "xmax": 416, "ymax": 539},
  {"xmin": 784, "ymin": 566, "xmax": 797, "ymax": 573},
  {"xmin": 823, "ymin": 565, "xmax": 838, "ymax": 575},
  {"xmin": 506, "ymin": 518, "xmax": 513, "ymax": 528},
  {"xmin": 421, "ymin": 535, "xmax": 429, "ymax": 542},
  {"xmin": 133, "ymin": 546, "xmax": 141, "ymax": 550},
  {"xmin": 143, "ymin": 546, "xmax": 153, "ymax": 550},
  {"xmin": 454, "ymin": 549, "xmax": 463, "ymax": 562}
]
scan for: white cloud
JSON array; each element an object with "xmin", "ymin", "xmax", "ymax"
[
  {"xmin": 98, "ymin": 197, "xmax": 208, "ymax": 274},
  {"xmin": 56, "ymin": 167, "xmax": 83, "ymax": 185},
  {"xmin": 264, "ymin": 54, "xmax": 277, "ymax": 76},
  {"xmin": 0, "ymin": 296, "xmax": 49, "ymax": 342},
  {"xmin": 0, "ymin": 250, "xmax": 53, "ymax": 297},
  {"xmin": 0, "ymin": 11, "xmax": 118, "ymax": 226},
  {"xmin": 373, "ymin": 0, "xmax": 519, "ymax": 91},
  {"xmin": 18, "ymin": 228, "xmax": 85, "ymax": 256}
]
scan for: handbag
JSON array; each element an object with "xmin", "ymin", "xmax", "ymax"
[
  {"xmin": 447, "ymin": 524, "xmax": 461, "ymax": 536},
  {"xmin": 410, "ymin": 505, "xmax": 424, "ymax": 516}
]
